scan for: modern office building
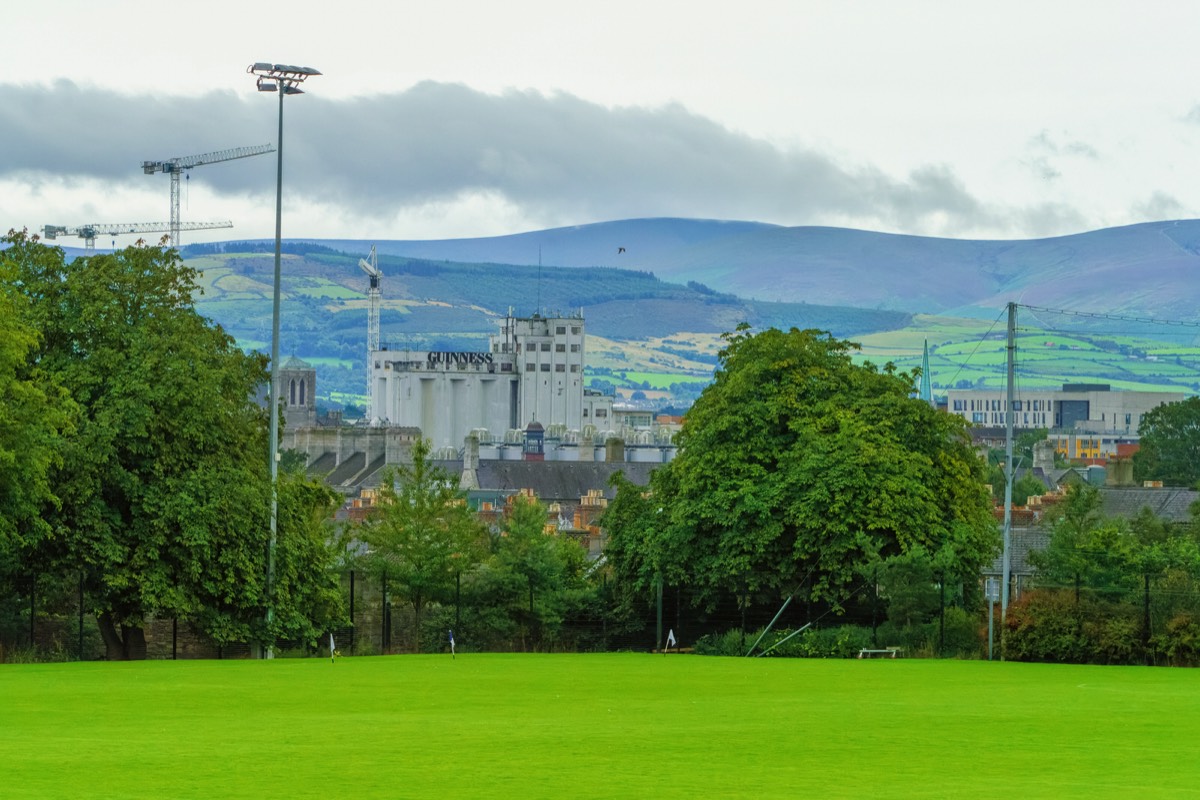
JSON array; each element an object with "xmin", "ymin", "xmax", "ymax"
[{"xmin": 946, "ymin": 383, "xmax": 1185, "ymax": 435}]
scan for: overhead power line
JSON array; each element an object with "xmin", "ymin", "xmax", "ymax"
[{"xmin": 1019, "ymin": 304, "xmax": 1200, "ymax": 330}]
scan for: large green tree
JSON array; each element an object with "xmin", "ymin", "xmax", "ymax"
[
  {"xmin": 0, "ymin": 240, "xmax": 71, "ymax": 593},
  {"xmin": 3, "ymin": 232, "xmax": 341, "ymax": 658},
  {"xmin": 605, "ymin": 325, "xmax": 997, "ymax": 616},
  {"xmin": 1134, "ymin": 396, "xmax": 1200, "ymax": 488},
  {"xmin": 358, "ymin": 438, "xmax": 487, "ymax": 651}
]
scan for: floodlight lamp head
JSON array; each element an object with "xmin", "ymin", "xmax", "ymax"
[{"xmin": 248, "ymin": 62, "xmax": 322, "ymax": 81}]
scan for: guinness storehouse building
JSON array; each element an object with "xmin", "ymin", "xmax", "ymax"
[{"xmin": 368, "ymin": 312, "xmax": 607, "ymax": 450}]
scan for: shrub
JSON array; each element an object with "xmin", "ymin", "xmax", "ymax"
[
  {"xmin": 941, "ymin": 607, "xmax": 984, "ymax": 658},
  {"xmin": 1151, "ymin": 613, "xmax": 1200, "ymax": 667},
  {"xmin": 695, "ymin": 625, "xmax": 875, "ymax": 659},
  {"xmin": 1088, "ymin": 613, "xmax": 1140, "ymax": 666},
  {"xmin": 1004, "ymin": 590, "xmax": 1090, "ymax": 663},
  {"xmin": 693, "ymin": 628, "xmax": 750, "ymax": 657}
]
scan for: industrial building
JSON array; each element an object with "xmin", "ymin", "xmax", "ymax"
[{"xmin": 368, "ymin": 311, "xmax": 612, "ymax": 451}]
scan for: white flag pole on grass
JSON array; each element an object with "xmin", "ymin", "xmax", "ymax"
[
  {"xmin": 329, "ymin": 632, "xmax": 336, "ymax": 664},
  {"xmin": 666, "ymin": 628, "xmax": 677, "ymax": 653},
  {"xmin": 449, "ymin": 629, "xmax": 456, "ymax": 660}
]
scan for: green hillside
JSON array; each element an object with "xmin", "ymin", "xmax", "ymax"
[
  {"xmin": 184, "ymin": 238, "xmax": 1200, "ymax": 407},
  {"xmin": 184, "ymin": 243, "xmax": 911, "ymax": 404}
]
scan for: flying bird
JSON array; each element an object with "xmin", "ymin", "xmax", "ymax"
[{"xmin": 617, "ymin": 247, "xmax": 626, "ymax": 254}]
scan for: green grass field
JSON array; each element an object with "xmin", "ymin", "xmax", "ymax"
[{"xmin": 3, "ymin": 655, "xmax": 1198, "ymax": 798}]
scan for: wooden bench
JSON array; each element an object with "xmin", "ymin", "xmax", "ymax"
[{"xmin": 857, "ymin": 647, "xmax": 901, "ymax": 659}]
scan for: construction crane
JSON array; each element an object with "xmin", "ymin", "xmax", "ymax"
[
  {"xmin": 42, "ymin": 220, "xmax": 233, "ymax": 251},
  {"xmin": 142, "ymin": 144, "xmax": 274, "ymax": 246},
  {"xmin": 359, "ymin": 245, "xmax": 382, "ymax": 399}
]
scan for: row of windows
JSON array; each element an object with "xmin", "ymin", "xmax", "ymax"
[
  {"xmin": 526, "ymin": 363, "xmax": 580, "ymax": 373},
  {"xmin": 501, "ymin": 342, "xmax": 583, "ymax": 354},
  {"xmin": 954, "ymin": 398, "xmax": 1054, "ymax": 412},
  {"xmin": 970, "ymin": 411, "xmax": 1052, "ymax": 426}
]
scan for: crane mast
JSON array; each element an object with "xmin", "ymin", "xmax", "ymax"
[
  {"xmin": 359, "ymin": 245, "xmax": 382, "ymax": 403},
  {"xmin": 42, "ymin": 220, "xmax": 233, "ymax": 251},
  {"xmin": 142, "ymin": 144, "xmax": 274, "ymax": 246}
]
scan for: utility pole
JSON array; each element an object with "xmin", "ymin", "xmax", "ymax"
[{"xmin": 1001, "ymin": 302, "xmax": 1016, "ymax": 643}]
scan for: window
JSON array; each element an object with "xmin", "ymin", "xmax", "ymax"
[
  {"xmin": 526, "ymin": 363, "xmax": 535, "ymax": 372},
  {"xmin": 556, "ymin": 326, "xmax": 566, "ymax": 334},
  {"xmin": 540, "ymin": 342, "xmax": 551, "ymax": 352},
  {"xmin": 541, "ymin": 363, "xmax": 550, "ymax": 372},
  {"xmin": 571, "ymin": 326, "xmax": 581, "ymax": 335},
  {"xmin": 570, "ymin": 364, "xmax": 579, "ymax": 372},
  {"xmin": 596, "ymin": 409, "xmax": 607, "ymax": 418},
  {"xmin": 556, "ymin": 344, "xmax": 566, "ymax": 352},
  {"xmin": 555, "ymin": 364, "xmax": 565, "ymax": 372}
]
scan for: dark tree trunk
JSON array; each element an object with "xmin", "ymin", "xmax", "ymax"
[
  {"xmin": 412, "ymin": 597, "xmax": 424, "ymax": 654},
  {"xmin": 98, "ymin": 613, "xmax": 147, "ymax": 660},
  {"xmin": 1143, "ymin": 573, "xmax": 1152, "ymax": 665}
]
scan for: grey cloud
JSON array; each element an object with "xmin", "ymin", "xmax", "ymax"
[
  {"xmin": 1132, "ymin": 191, "xmax": 1185, "ymax": 220},
  {"xmin": 1, "ymin": 79, "xmax": 1012, "ymax": 233},
  {"xmin": 1007, "ymin": 202, "xmax": 1087, "ymax": 239},
  {"xmin": 1028, "ymin": 130, "xmax": 1098, "ymax": 159},
  {"xmin": 0, "ymin": 80, "xmax": 272, "ymax": 182},
  {"xmin": 1022, "ymin": 129, "xmax": 1098, "ymax": 184}
]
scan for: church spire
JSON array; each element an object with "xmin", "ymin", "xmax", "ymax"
[{"xmin": 919, "ymin": 339, "xmax": 935, "ymax": 407}]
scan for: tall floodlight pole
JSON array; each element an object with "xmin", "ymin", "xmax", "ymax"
[{"xmin": 248, "ymin": 62, "xmax": 321, "ymax": 657}]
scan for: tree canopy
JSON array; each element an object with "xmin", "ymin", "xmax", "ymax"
[
  {"xmin": 1, "ymin": 231, "xmax": 343, "ymax": 658},
  {"xmin": 604, "ymin": 325, "xmax": 998, "ymax": 615},
  {"xmin": 1134, "ymin": 396, "xmax": 1200, "ymax": 488},
  {"xmin": 0, "ymin": 245, "xmax": 71, "ymax": 592},
  {"xmin": 357, "ymin": 438, "xmax": 488, "ymax": 651}
]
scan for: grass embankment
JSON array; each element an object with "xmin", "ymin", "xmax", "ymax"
[{"xmin": 3, "ymin": 655, "xmax": 1197, "ymax": 798}]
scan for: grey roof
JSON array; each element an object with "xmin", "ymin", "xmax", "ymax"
[
  {"xmin": 1029, "ymin": 466, "xmax": 1081, "ymax": 490},
  {"xmin": 986, "ymin": 527, "xmax": 1050, "ymax": 576},
  {"xmin": 280, "ymin": 355, "xmax": 313, "ymax": 370},
  {"xmin": 435, "ymin": 459, "xmax": 658, "ymax": 501},
  {"xmin": 1100, "ymin": 487, "xmax": 1199, "ymax": 523}
]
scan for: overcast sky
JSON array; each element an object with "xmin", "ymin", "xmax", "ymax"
[{"xmin": 4, "ymin": 1, "xmax": 1200, "ymax": 246}]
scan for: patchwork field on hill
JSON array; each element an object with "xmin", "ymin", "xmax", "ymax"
[{"xmin": 183, "ymin": 219, "xmax": 1200, "ymax": 407}]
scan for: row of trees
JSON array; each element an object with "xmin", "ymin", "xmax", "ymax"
[
  {"xmin": 0, "ymin": 232, "xmax": 344, "ymax": 659},
  {"xmin": 16, "ymin": 233, "xmax": 1191, "ymax": 663},
  {"xmin": 1010, "ymin": 483, "xmax": 1200, "ymax": 665},
  {"xmin": 354, "ymin": 439, "xmax": 597, "ymax": 653}
]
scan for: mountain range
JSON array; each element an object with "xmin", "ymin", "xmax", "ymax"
[
  {"xmin": 286, "ymin": 217, "xmax": 1200, "ymax": 321},
  {"xmin": 165, "ymin": 218, "xmax": 1200, "ymax": 404}
]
